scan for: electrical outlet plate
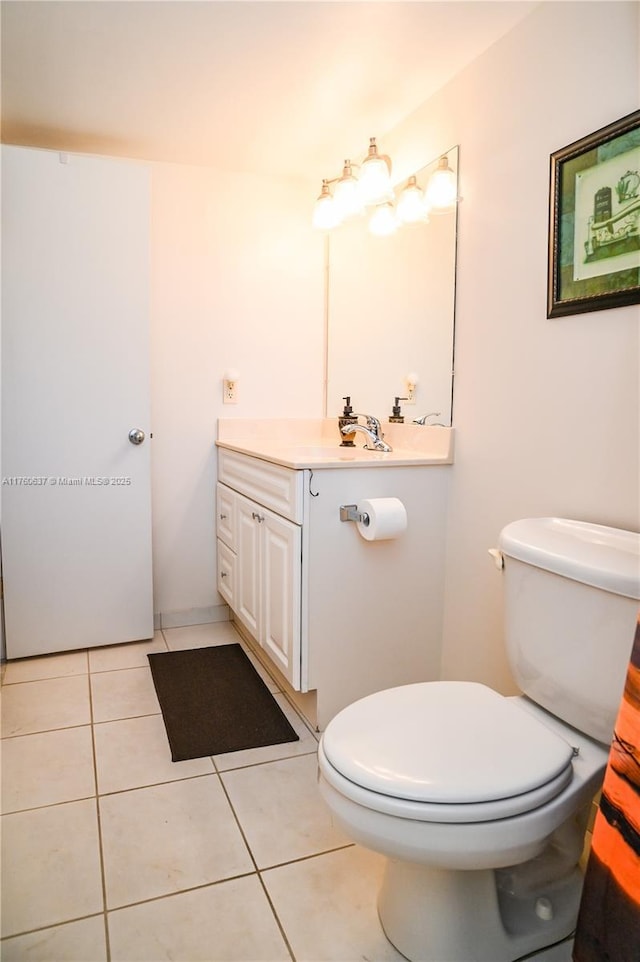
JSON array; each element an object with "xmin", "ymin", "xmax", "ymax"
[{"xmin": 223, "ymin": 379, "xmax": 238, "ymax": 404}]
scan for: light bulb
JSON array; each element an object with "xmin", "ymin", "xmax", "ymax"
[
  {"xmin": 333, "ymin": 160, "xmax": 362, "ymax": 219},
  {"xmin": 312, "ymin": 180, "xmax": 339, "ymax": 230},
  {"xmin": 369, "ymin": 202, "xmax": 397, "ymax": 237},
  {"xmin": 358, "ymin": 137, "xmax": 394, "ymax": 206},
  {"xmin": 396, "ymin": 175, "xmax": 428, "ymax": 225},
  {"xmin": 424, "ymin": 156, "xmax": 458, "ymax": 213}
]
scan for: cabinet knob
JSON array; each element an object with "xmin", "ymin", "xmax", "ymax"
[
  {"xmin": 252, "ymin": 512, "xmax": 265, "ymax": 523},
  {"xmin": 220, "ymin": 571, "xmax": 227, "ymax": 579},
  {"xmin": 219, "ymin": 513, "xmax": 228, "ymax": 520}
]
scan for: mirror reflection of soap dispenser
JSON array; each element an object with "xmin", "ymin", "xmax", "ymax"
[
  {"xmin": 339, "ymin": 396, "xmax": 358, "ymax": 446},
  {"xmin": 389, "ymin": 397, "xmax": 408, "ymax": 424}
]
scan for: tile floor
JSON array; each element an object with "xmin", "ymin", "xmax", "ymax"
[{"xmin": 1, "ymin": 621, "xmax": 574, "ymax": 962}]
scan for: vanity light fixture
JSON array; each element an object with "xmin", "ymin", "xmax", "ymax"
[
  {"xmin": 424, "ymin": 155, "xmax": 458, "ymax": 213},
  {"xmin": 312, "ymin": 136, "xmax": 390, "ymax": 233},
  {"xmin": 313, "ymin": 139, "xmax": 457, "ymax": 235}
]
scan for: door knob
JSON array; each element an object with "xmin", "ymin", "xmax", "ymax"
[{"xmin": 128, "ymin": 428, "xmax": 145, "ymax": 445}]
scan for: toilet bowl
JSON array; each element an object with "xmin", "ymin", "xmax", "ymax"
[
  {"xmin": 318, "ymin": 684, "xmax": 607, "ymax": 961},
  {"xmin": 319, "ymin": 683, "xmax": 606, "ymax": 868},
  {"xmin": 317, "ymin": 518, "xmax": 640, "ymax": 962}
]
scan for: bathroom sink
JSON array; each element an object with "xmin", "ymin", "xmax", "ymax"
[
  {"xmin": 286, "ymin": 443, "xmax": 389, "ymax": 459},
  {"xmin": 262, "ymin": 443, "xmax": 389, "ymax": 464},
  {"xmin": 285, "ymin": 444, "xmax": 346, "ymax": 456},
  {"xmin": 216, "ymin": 419, "xmax": 454, "ymax": 468},
  {"xmin": 216, "ymin": 439, "xmax": 452, "ymax": 468}
]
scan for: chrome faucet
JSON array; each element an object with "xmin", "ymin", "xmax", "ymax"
[
  {"xmin": 341, "ymin": 414, "xmax": 392, "ymax": 452},
  {"xmin": 352, "ymin": 413, "xmax": 383, "ymax": 438},
  {"xmin": 412, "ymin": 412, "xmax": 442, "ymax": 426}
]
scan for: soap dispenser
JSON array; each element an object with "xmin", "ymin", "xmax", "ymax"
[
  {"xmin": 389, "ymin": 397, "xmax": 408, "ymax": 424},
  {"xmin": 339, "ymin": 396, "xmax": 358, "ymax": 446}
]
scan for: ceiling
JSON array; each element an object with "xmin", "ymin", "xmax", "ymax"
[{"xmin": 1, "ymin": 1, "xmax": 538, "ymax": 182}]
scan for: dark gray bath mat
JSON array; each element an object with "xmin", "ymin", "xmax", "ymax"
[{"xmin": 148, "ymin": 643, "xmax": 299, "ymax": 761}]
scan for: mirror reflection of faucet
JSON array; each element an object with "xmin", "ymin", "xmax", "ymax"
[
  {"xmin": 413, "ymin": 412, "xmax": 443, "ymax": 426},
  {"xmin": 340, "ymin": 413, "xmax": 392, "ymax": 452}
]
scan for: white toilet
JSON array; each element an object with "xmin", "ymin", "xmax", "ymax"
[{"xmin": 318, "ymin": 518, "xmax": 640, "ymax": 962}]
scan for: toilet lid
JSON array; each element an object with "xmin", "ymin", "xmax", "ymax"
[{"xmin": 321, "ymin": 682, "xmax": 575, "ymax": 805}]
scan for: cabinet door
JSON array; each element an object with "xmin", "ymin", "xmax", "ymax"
[
  {"xmin": 216, "ymin": 539, "xmax": 235, "ymax": 608},
  {"xmin": 216, "ymin": 482, "xmax": 236, "ymax": 549},
  {"xmin": 261, "ymin": 511, "xmax": 302, "ymax": 690},
  {"xmin": 235, "ymin": 494, "xmax": 261, "ymax": 638}
]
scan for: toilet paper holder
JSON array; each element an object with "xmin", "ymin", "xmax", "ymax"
[{"xmin": 339, "ymin": 504, "xmax": 370, "ymax": 527}]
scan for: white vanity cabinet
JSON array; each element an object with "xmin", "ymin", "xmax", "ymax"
[
  {"xmin": 216, "ymin": 451, "xmax": 303, "ymax": 689},
  {"xmin": 216, "ymin": 441, "xmax": 452, "ymax": 731}
]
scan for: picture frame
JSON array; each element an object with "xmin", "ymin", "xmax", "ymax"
[{"xmin": 547, "ymin": 109, "xmax": 640, "ymax": 318}]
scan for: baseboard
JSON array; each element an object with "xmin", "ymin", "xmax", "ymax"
[{"xmin": 155, "ymin": 604, "xmax": 230, "ymax": 631}]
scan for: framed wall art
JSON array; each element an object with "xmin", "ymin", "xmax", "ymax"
[{"xmin": 548, "ymin": 109, "xmax": 640, "ymax": 318}]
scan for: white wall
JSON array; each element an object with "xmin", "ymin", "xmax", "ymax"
[
  {"xmin": 131, "ymin": 0, "xmax": 640, "ymax": 672},
  {"xmin": 383, "ymin": 1, "xmax": 639, "ymax": 691},
  {"xmin": 150, "ymin": 164, "xmax": 324, "ymax": 623}
]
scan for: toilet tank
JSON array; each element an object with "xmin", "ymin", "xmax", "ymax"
[{"xmin": 498, "ymin": 518, "xmax": 640, "ymax": 744}]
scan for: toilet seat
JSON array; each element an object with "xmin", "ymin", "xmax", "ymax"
[{"xmin": 320, "ymin": 682, "xmax": 576, "ymax": 823}]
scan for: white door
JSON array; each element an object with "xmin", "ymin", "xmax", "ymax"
[{"xmin": 1, "ymin": 146, "xmax": 153, "ymax": 658}]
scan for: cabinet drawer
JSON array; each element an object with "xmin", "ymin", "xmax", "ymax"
[
  {"xmin": 216, "ymin": 538, "xmax": 235, "ymax": 607},
  {"xmin": 216, "ymin": 482, "xmax": 236, "ymax": 549},
  {"xmin": 218, "ymin": 448, "xmax": 303, "ymax": 523}
]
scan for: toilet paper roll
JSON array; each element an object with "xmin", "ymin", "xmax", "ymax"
[{"xmin": 356, "ymin": 498, "xmax": 407, "ymax": 541}]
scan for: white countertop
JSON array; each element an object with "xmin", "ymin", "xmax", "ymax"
[{"xmin": 216, "ymin": 419, "xmax": 454, "ymax": 469}]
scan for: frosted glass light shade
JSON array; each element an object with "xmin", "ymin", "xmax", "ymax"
[
  {"xmin": 424, "ymin": 156, "xmax": 458, "ymax": 213},
  {"xmin": 333, "ymin": 160, "xmax": 362, "ymax": 219},
  {"xmin": 369, "ymin": 201, "xmax": 397, "ymax": 237},
  {"xmin": 312, "ymin": 181, "xmax": 339, "ymax": 230},
  {"xmin": 358, "ymin": 138, "xmax": 393, "ymax": 206},
  {"xmin": 396, "ymin": 176, "xmax": 428, "ymax": 224}
]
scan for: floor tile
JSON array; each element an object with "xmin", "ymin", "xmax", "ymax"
[
  {"xmin": 94, "ymin": 713, "xmax": 213, "ymax": 795},
  {"xmin": 90, "ymin": 666, "xmax": 160, "ymax": 723},
  {"xmin": 221, "ymin": 753, "xmax": 350, "ymax": 868},
  {"xmin": 0, "ymin": 915, "xmax": 107, "ymax": 961},
  {"xmin": 1, "ymin": 798, "xmax": 103, "ymax": 938},
  {"xmin": 88, "ymin": 631, "xmax": 167, "ymax": 673},
  {"xmin": 1, "ymin": 726, "xmax": 95, "ymax": 813},
  {"xmin": 243, "ymin": 645, "xmax": 281, "ymax": 693},
  {"xmin": 162, "ymin": 621, "xmax": 240, "ymax": 650},
  {"xmin": 213, "ymin": 693, "xmax": 318, "ymax": 772},
  {"xmin": 263, "ymin": 845, "xmax": 405, "ymax": 961},
  {"xmin": 2, "ymin": 650, "xmax": 88, "ymax": 685},
  {"xmin": 0, "ymin": 675, "xmax": 91, "ymax": 736},
  {"xmin": 108, "ymin": 875, "xmax": 290, "ymax": 961},
  {"xmin": 99, "ymin": 774, "xmax": 253, "ymax": 908}
]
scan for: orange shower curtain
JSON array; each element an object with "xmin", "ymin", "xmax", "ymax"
[{"xmin": 573, "ymin": 613, "xmax": 640, "ymax": 961}]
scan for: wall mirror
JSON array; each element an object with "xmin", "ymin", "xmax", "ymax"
[{"xmin": 325, "ymin": 146, "xmax": 458, "ymax": 425}]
